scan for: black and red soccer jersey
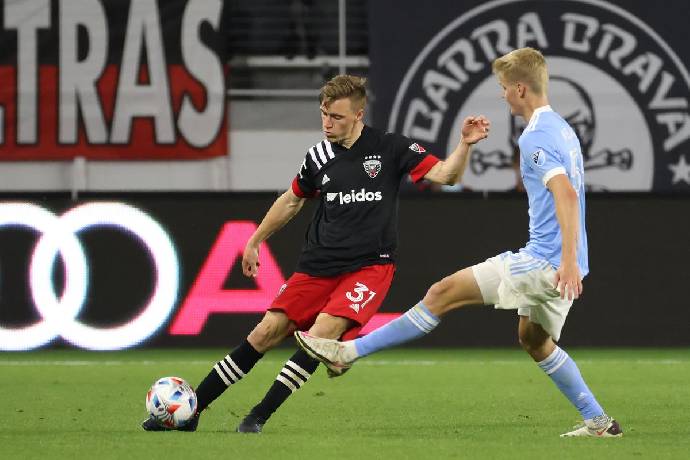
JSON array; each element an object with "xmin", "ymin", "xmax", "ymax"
[{"xmin": 291, "ymin": 125, "xmax": 439, "ymax": 276}]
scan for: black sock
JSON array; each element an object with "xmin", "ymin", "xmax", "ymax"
[
  {"xmin": 195, "ymin": 339, "xmax": 263, "ymax": 412},
  {"xmin": 249, "ymin": 348, "xmax": 319, "ymax": 421}
]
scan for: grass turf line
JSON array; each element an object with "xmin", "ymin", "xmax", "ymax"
[{"xmin": 2, "ymin": 348, "xmax": 689, "ymax": 460}]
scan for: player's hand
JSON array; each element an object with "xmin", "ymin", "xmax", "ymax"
[
  {"xmin": 554, "ymin": 261, "xmax": 582, "ymax": 301},
  {"xmin": 242, "ymin": 243, "xmax": 260, "ymax": 278},
  {"xmin": 461, "ymin": 115, "xmax": 490, "ymax": 145}
]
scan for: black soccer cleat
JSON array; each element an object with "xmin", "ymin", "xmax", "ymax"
[
  {"xmin": 236, "ymin": 413, "xmax": 267, "ymax": 433},
  {"xmin": 141, "ymin": 416, "xmax": 171, "ymax": 431},
  {"xmin": 141, "ymin": 412, "xmax": 200, "ymax": 432},
  {"xmin": 178, "ymin": 412, "xmax": 200, "ymax": 431}
]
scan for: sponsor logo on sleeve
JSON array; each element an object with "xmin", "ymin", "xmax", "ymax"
[
  {"xmin": 532, "ymin": 149, "xmax": 546, "ymax": 167},
  {"xmin": 409, "ymin": 143, "xmax": 427, "ymax": 153}
]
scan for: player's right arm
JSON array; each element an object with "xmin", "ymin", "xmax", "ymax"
[
  {"xmin": 242, "ymin": 188, "xmax": 306, "ymax": 278},
  {"xmin": 547, "ymin": 174, "xmax": 582, "ymax": 300},
  {"xmin": 243, "ymin": 149, "xmax": 318, "ymax": 278}
]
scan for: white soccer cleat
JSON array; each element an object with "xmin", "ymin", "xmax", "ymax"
[
  {"xmin": 560, "ymin": 415, "xmax": 623, "ymax": 438},
  {"xmin": 294, "ymin": 331, "xmax": 353, "ymax": 377}
]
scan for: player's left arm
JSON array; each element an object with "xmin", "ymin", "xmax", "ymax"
[
  {"xmin": 423, "ymin": 115, "xmax": 490, "ymax": 185},
  {"xmin": 547, "ymin": 174, "xmax": 582, "ymax": 300}
]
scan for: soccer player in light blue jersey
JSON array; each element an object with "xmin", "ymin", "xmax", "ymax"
[{"xmin": 296, "ymin": 48, "xmax": 622, "ymax": 438}]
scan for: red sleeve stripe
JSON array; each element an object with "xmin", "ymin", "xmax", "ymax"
[
  {"xmin": 409, "ymin": 155, "xmax": 441, "ymax": 183},
  {"xmin": 291, "ymin": 177, "xmax": 316, "ymax": 198},
  {"xmin": 291, "ymin": 177, "xmax": 307, "ymax": 197}
]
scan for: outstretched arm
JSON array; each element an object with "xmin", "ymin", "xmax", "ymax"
[
  {"xmin": 547, "ymin": 174, "xmax": 582, "ymax": 300},
  {"xmin": 242, "ymin": 188, "xmax": 305, "ymax": 278},
  {"xmin": 423, "ymin": 115, "xmax": 490, "ymax": 185}
]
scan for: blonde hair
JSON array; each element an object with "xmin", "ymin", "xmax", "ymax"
[
  {"xmin": 319, "ymin": 74, "xmax": 367, "ymax": 111},
  {"xmin": 492, "ymin": 47, "xmax": 548, "ymax": 95}
]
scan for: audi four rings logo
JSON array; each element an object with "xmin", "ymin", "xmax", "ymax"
[{"xmin": 0, "ymin": 202, "xmax": 179, "ymax": 351}]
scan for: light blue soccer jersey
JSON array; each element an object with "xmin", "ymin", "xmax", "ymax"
[{"xmin": 518, "ymin": 105, "xmax": 589, "ymax": 277}]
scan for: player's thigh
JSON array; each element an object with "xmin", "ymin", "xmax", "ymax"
[
  {"xmin": 422, "ymin": 267, "xmax": 484, "ymax": 316},
  {"xmin": 269, "ymin": 272, "xmax": 337, "ymax": 331},
  {"xmin": 321, "ymin": 264, "xmax": 395, "ymax": 339},
  {"xmin": 516, "ymin": 267, "xmax": 572, "ymax": 343}
]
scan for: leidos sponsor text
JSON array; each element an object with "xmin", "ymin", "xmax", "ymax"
[{"xmin": 326, "ymin": 189, "xmax": 383, "ymax": 205}]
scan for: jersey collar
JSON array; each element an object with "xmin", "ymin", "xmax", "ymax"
[
  {"xmin": 525, "ymin": 105, "xmax": 553, "ymax": 132},
  {"xmin": 331, "ymin": 125, "xmax": 373, "ymax": 153}
]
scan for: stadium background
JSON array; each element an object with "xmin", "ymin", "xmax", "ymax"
[{"xmin": 1, "ymin": 0, "xmax": 689, "ymax": 352}]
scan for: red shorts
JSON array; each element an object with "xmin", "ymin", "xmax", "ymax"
[{"xmin": 270, "ymin": 264, "xmax": 395, "ymax": 340}]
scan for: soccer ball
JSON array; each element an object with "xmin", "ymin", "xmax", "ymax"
[{"xmin": 145, "ymin": 376, "xmax": 197, "ymax": 429}]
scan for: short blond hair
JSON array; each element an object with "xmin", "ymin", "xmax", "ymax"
[
  {"xmin": 319, "ymin": 74, "xmax": 367, "ymax": 111},
  {"xmin": 492, "ymin": 47, "xmax": 548, "ymax": 95}
]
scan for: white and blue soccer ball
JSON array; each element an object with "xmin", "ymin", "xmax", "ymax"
[{"xmin": 145, "ymin": 376, "xmax": 197, "ymax": 429}]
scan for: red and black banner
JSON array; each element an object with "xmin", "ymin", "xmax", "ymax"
[{"xmin": 0, "ymin": 0, "xmax": 228, "ymax": 160}]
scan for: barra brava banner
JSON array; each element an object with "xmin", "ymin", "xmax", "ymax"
[{"xmin": 369, "ymin": 0, "xmax": 690, "ymax": 192}]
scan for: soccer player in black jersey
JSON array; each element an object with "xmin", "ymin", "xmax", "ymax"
[{"xmin": 142, "ymin": 75, "xmax": 489, "ymax": 433}]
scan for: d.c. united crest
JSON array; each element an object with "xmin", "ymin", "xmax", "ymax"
[{"xmin": 363, "ymin": 155, "xmax": 382, "ymax": 178}]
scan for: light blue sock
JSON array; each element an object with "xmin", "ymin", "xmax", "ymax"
[
  {"xmin": 538, "ymin": 346, "xmax": 605, "ymax": 420},
  {"xmin": 354, "ymin": 302, "xmax": 440, "ymax": 357}
]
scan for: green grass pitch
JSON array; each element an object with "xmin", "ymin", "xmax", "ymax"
[{"xmin": 2, "ymin": 348, "xmax": 689, "ymax": 459}]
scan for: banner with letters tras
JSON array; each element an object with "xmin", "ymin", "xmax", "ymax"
[
  {"xmin": 369, "ymin": 0, "xmax": 690, "ymax": 192},
  {"xmin": 0, "ymin": 0, "xmax": 227, "ymax": 160}
]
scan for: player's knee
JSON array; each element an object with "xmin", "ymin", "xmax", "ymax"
[
  {"xmin": 426, "ymin": 278, "xmax": 447, "ymax": 300},
  {"xmin": 517, "ymin": 332, "xmax": 532, "ymax": 352},
  {"xmin": 518, "ymin": 327, "xmax": 534, "ymax": 349},
  {"xmin": 309, "ymin": 322, "xmax": 344, "ymax": 339},
  {"xmin": 423, "ymin": 277, "xmax": 457, "ymax": 314},
  {"xmin": 248, "ymin": 318, "xmax": 287, "ymax": 352},
  {"xmin": 518, "ymin": 329, "xmax": 550, "ymax": 357},
  {"xmin": 310, "ymin": 314, "xmax": 351, "ymax": 339}
]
